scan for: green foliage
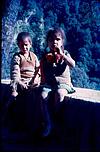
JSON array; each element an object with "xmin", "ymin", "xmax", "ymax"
[
  {"xmin": 2, "ymin": 0, "xmax": 21, "ymax": 79},
  {"xmin": 71, "ymin": 65, "xmax": 90, "ymax": 88},
  {"xmin": 77, "ymin": 47, "xmax": 92, "ymax": 73},
  {"xmin": 44, "ymin": 11, "xmax": 57, "ymax": 30}
]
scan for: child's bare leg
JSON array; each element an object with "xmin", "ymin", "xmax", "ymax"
[
  {"xmin": 40, "ymin": 88, "xmax": 52, "ymax": 137},
  {"xmin": 55, "ymin": 88, "xmax": 68, "ymax": 103}
]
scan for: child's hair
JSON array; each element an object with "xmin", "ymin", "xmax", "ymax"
[
  {"xmin": 45, "ymin": 27, "xmax": 66, "ymax": 53},
  {"xmin": 46, "ymin": 27, "xmax": 66, "ymax": 45},
  {"xmin": 17, "ymin": 32, "xmax": 32, "ymax": 45}
]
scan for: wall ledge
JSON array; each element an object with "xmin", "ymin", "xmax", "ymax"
[
  {"xmin": 1, "ymin": 79, "xmax": 100, "ymax": 103},
  {"xmin": 67, "ymin": 87, "xmax": 100, "ymax": 103}
]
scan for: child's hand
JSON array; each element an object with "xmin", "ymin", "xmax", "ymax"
[
  {"xmin": 34, "ymin": 77, "xmax": 40, "ymax": 86},
  {"xmin": 54, "ymin": 46, "xmax": 64, "ymax": 56},
  {"xmin": 59, "ymin": 48, "xmax": 64, "ymax": 56},
  {"xmin": 19, "ymin": 81, "xmax": 29, "ymax": 89}
]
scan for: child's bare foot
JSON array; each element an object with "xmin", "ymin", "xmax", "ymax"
[{"xmin": 11, "ymin": 91, "xmax": 18, "ymax": 97}]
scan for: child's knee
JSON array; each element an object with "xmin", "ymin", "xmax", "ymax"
[
  {"xmin": 41, "ymin": 91, "xmax": 48, "ymax": 100},
  {"xmin": 11, "ymin": 90, "xmax": 18, "ymax": 97},
  {"xmin": 40, "ymin": 87, "xmax": 51, "ymax": 100},
  {"xmin": 57, "ymin": 89, "xmax": 67, "ymax": 96},
  {"xmin": 55, "ymin": 89, "xmax": 67, "ymax": 102}
]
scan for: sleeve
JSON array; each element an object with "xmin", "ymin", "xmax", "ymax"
[
  {"xmin": 40, "ymin": 58, "xmax": 45, "ymax": 83},
  {"xmin": 29, "ymin": 54, "xmax": 41, "ymax": 85},
  {"xmin": 10, "ymin": 54, "xmax": 21, "ymax": 82},
  {"xmin": 64, "ymin": 50, "xmax": 75, "ymax": 68},
  {"xmin": 64, "ymin": 50, "xmax": 72, "ymax": 58},
  {"xmin": 35, "ymin": 54, "xmax": 40, "ymax": 68},
  {"xmin": 34, "ymin": 54, "xmax": 40, "ymax": 76}
]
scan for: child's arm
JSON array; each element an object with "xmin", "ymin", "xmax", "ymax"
[
  {"xmin": 54, "ymin": 47, "xmax": 75, "ymax": 68},
  {"xmin": 10, "ymin": 54, "xmax": 21, "ymax": 82},
  {"xmin": 30, "ymin": 66, "xmax": 41, "ymax": 86},
  {"xmin": 29, "ymin": 54, "xmax": 41, "ymax": 86},
  {"xmin": 62, "ymin": 52, "xmax": 75, "ymax": 68},
  {"xmin": 11, "ymin": 54, "xmax": 28, "ymax": 91}
]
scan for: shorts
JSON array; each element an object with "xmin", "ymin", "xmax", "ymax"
[{"xmin": 40, "ymin": 83, "xmax": 75, "ymax": 94}]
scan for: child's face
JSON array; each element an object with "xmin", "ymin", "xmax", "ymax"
[
  {"xmin": 18, "ymin": 37, "xmax": 32, "ymax": 54},
  {"xmin": 48, "ymin": 32, "xmax": 63, "ymax": 52}
]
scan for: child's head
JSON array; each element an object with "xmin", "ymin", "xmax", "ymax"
[
  {"xmin": 46, "ymin": 27, "xmax": 66, "ymax": 52},
  {"xmin": 17, "ymin": 32, "xmax": 32, "ymax": 53}
]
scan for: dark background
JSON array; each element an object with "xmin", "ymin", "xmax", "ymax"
[{"xmin": 1, "ymin": 0, "xmax": 100, "ymax": 90}]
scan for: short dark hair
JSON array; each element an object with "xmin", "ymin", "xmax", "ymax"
[
  {"xmin": 17, "ymin": 32, "xmax": 32, "ymax": 45},
  {"xmin": 46, "ymin": 27, "xmax": 66, "ymax": 45}
]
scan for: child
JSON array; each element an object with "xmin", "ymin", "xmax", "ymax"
[
  {"xmin": 10, "ymin": 32, "xmax": 40, "ymax": 98},
  {"xmin": 40, "ymin": 27, "xmax": 75, "ymax": 137}
]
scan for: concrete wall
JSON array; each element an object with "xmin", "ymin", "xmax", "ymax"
[
  {"xmin": 1, "ymin": 79, "xmax": 100, "ymax": 103},
  {"xmin": 1, "ymin": 80, "xmax": 100, "ymax": 151}
]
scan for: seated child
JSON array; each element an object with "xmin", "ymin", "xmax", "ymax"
[
  {"xmin": 40, "ymin": 27, "xmax": 75, "ymax": 137},
  {"xmin": 10, "ymin": 32, "xmax": 40, "ymax": 98}
]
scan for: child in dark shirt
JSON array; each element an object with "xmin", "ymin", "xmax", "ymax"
[{"xmin": 40, "ymin": 27, "xmax": 75, "ymax": 137}]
